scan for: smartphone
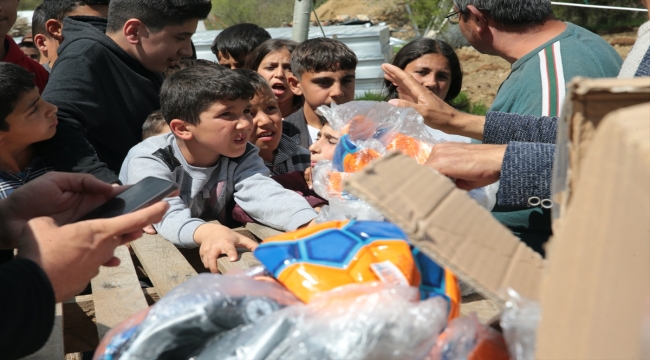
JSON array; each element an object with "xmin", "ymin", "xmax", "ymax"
[{"xmin": 77, "ymin": 177, "xmax": 178, "ymax": 221}]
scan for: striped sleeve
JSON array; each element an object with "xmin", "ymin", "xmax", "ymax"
[{"xmin": 538, "ymin": 41, "xmax": 567, "ymax": 117}]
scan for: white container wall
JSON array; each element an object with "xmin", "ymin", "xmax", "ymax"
[{"xmin": 192, "ymin": 25, "xmax": 392, "ymax": 97}]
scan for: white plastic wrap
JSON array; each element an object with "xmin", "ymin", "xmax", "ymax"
[
  {"xmin": 197, "ymin": 283, "xmax": 449, "ymax": 360},
  {"xmin": 500, "ymin": 288, "xmax": 541, "ymax": 360},
  {"xmin": 311, "ymin": 101, "xmax": 496, "ymax": 222},
  {"xmin": 94, "ymin": 274, "xmax": 298, "ymax": 360}
]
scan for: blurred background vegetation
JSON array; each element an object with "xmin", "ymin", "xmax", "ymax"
[{"xmin": 18, "ymin": 0, "xmax": 647, "ymax": 34}]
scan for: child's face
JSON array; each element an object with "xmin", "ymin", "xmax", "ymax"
[
  {"xmin": 218, "ymin": 52, "xmax": 245, "ymax": 69},
  {"xmin": 1, "ymin": 88, "xmax": 58, "ymax": 147},
  {"xmin": 294, "ymin": 68, "xmax": 356, "ymax": 111},
  {"xmin": 402, "ymin": 53, "xmax": 452, "ymax": 102},
  {"xmin": 248, "ymin": 87, "xmax": 283, "ymax": 157},
  {"xmin": 138, "ymin": 20, "xmax": 197, "ymax": 73},
  {"xmin": 256, "ymin": 49, "xmax": 294, "ymax": 105},
  {"xmin": 188, "ymin": 98, "xmax": 252, "ymax": 159},
  {"xmin": 0, "ymin": 0, "xmax": 19, "ymax": 37},
  {"xmin": 19, "ymin": 45, "xmax": 40, "ymax": 61},
  {"xmin": 309, "ymin": 124, "xmax": 339, "ymax": 167}
]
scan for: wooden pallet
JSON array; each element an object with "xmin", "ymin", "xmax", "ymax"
[
  {"xmin": 23, "ymin": 223, "xmax": 278, "ymax": 359},
  {"xmin": 24, "ymin": 222, "xmax": 500, "ymax": 359}
]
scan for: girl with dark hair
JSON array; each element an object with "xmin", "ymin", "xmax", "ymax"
[
  {"xmin": 385, "ymin": 38, "xmax": 466, "ymax": 110},
  {"xmin": 246, "ymin": 39, "xmax": 303, "ymax": 118}
]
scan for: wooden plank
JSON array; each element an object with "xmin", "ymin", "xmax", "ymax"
[
  {"xmin": 245, "ymin": 223, "xmax": 283, "ymax": 241},
  {"xmin": 63, "ymin": 295, "xmax": 97, "ymax": 354},
  {"xmin": 217, "ymin": 250, "xmax": 261, "ymax": 274},
  {"xmin": 23, "ymin": 303, "xmax": 64, "ymax": 359},
  {"xmin": 130, "ymin": 233, "xmax": 197, "ymax": 298},
  {"xmin": 91, "ymin": 245, "xmax": 148, "ymax": 340}
]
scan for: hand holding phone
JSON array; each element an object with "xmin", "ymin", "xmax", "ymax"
[{"xmin": 77, "ymin": 177, "xmax": 178, "ymax": 221}]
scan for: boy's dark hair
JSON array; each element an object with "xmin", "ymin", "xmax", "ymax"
[
  {"xmin": 0, "ymin": 63, "xmax": 36, "ymax": 131},
  {"xmin": 244, "ymin": 38, "xmax": 298, "ymax": 71},
  {"xmin": 106, "ymin": 0, "xmax": 212, "ymax": 34},
  {"xmin": 142, "ymin": 110, "xmax": 167, "ymax": 139},
  {"xmin": 290, "ymin": 38, "xmax": 358, "ymax": 80},
  {"xmin": 163, "ymin": 58, "xmax": 224, "ymax": 77},
  {"xmin": 32, "ymin": 5, "xmax": 48, "ymax": 36},
  {"xmin": 18, "ymin": 41, "xmax": 39, "ymax": 50},
  {"xmin": 234, "ymin": 68, "xmax": 273, "ymax": 95},
  {"xmin": 211, "ymin": 23, "xmax": 271, "ymax": 61},
  {"xmin": 42, "ymin": 0, "xmax": 111, "ymax": 22},
  {"xmin": 161, "ymin": 67, "xmax": 255, "ymax": 126}
]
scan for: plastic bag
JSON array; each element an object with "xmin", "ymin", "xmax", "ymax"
[
  {"xmin": 500, "ymin": 289, "xmax": 541, "ymax": 360},
  {"xmin": 429, "ymin": 314, "xmax": 510, "ymax": 360},
  {"xmin": 312, "ymin": 102, "xmax": 496, "ymax": 221},
  {"xmin": 196, "ymin": 283, "xmax": 449, "ymax": 360},
  {"xmin": 94, "ymin": 274, "xmax": 299, "ymax": 360}
]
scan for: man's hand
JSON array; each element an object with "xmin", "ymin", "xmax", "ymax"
[
  {"xmin": 0, "ymin": 172, "xmax": 124, "ymax": 248},
  {"xmin": 194, "ymin": 224, "xmax": 259, "ymax": 273},
  {"xmin": 16, "ymin": 201, "xmax": 169, "ymax": 302},
  {"xmin": 382, "ymin": 63, "xmax": 486, "ymax": 140},
  {"xmin": 426, "ymin": 143, "xmax": 507, "ymax": 191}
]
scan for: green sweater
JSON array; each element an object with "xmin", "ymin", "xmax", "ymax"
[{"xmin": 490, "ymin": 23, "xmax": 622, "ymax": 251}]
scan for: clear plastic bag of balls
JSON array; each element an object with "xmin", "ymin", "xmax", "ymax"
[
  {"xmin": 311, "ymin": 101, "xmax": 496, "ymax": 222},
  {"xmin": 196, "ymin": 283, "xmax": 450, "ymax": 360},
  {"xmin": 93, "ymin": 273, "xmax": 299, "ymax": 360}
]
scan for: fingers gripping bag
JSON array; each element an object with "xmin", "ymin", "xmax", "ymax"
[
  {"xmin": 253, "ymin": 220, "xmax": 460, "ymax": 319},
  {"xmin": 197, "ymin": 284, "xmax": 450, "ymax": 360},
  {"xmin": 93, "ymin": 274, "xmax": 299, "ymax": 360}
]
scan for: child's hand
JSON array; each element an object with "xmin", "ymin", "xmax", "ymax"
[
  {"xmin": 194, "ymin": 224, "xmax": 259, "ymax": 273},
  {"xmin": 304, "ymin": 167, "xmax": 313, "ymax": 189}
]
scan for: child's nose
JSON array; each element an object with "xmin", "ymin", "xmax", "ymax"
[
  {"xmin": 422, "ymin": 74, "xmax": 437, "ymax": 89},
  {"xmin": 330, "ymin": 83, "xmax": 344, "ymax": 98}
]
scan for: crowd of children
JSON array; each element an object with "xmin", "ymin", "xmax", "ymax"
[{"xmin": 1, "ymin": 0, "xmax": 639, "ymax": 273}]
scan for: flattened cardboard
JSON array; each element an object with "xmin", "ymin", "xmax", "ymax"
[
  {"xmin": 537, "ymin": 103, "xmax": 650, "ymax": 359},
  {"xmin": 553, "ymin": 77, "xmax": 650, "ymax": 225},
  {"xmin": 344, "ymin": 152, "xmax": 544, "ymax": 306}
]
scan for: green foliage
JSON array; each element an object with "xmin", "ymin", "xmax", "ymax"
[
  {"xmin": 18, "ymin": 0, "xmax": 41, "ymax": 10},
  {"xmin": 355, "ymin": 91, "xmax": 386, "ymax": 101},
  {"xmin": 210, "ymin": 0, "xmax": 327, "ymax": 29},
  {"xmin": 451, "ymin": 91, "xmax": 488, "ymax": 116},
  {"xmin": 406, "ymin": 0, "xmax": 453, "ymax": 34},
  {"xmin": 551, "ymin": 0, "xmax": 646, "ymax": 34}
]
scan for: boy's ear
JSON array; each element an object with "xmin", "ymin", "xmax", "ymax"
[
  {"xmin": 169, "ymin": 119, "xmax": 193, "ymax": 140},
  {"xmin": 123, "ymin": 19, "xmax": 145, "ymax": 45},
  {"xmin": 45, "ymin": 19, "xmax": 63, "ymax": 41},
  {"xmin": 33, "ymin": 34, "xmax": 48, "ymax": 53},
  {"xmin": 288, "ymin": 75, "xmax": 303, "ymax": 97}
]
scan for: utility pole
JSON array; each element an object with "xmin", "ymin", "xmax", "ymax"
[{"xmin": 292, "ymin": 0, "xmax": 312, "ymax": 42}]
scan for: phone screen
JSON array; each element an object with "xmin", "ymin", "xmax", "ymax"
[{"xmin": 78, "ymin": 177, "xmax": 178, "ymax": 221}]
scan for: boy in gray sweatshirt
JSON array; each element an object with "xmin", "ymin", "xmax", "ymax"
[{"xmin": 119, "ymin": 68, "xmax": 318, "ymax": 273}]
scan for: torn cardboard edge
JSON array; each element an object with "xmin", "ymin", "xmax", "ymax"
[
  {"xmin": 344, "ymin": 151, "xmax": 544, "ymax": 307},
  {"xmin": 552, "ymin": 77, "xmax": 650, "ymax": 226}
]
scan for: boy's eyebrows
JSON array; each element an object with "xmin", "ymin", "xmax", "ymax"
[
  {"xmin": 176, "ymin": 31, "xmax": 195, "ymax": 36},
  {"xmin": 23, "ymin": 96, "xmax": 40, "ymax": 113}
]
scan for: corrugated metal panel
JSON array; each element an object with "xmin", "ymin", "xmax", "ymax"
[{"xmin": 192, "ymin": 25, "xmax": 391, "ymax": 97}]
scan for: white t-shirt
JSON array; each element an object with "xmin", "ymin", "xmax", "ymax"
[{"xmin": 307, "ymin": 125, "xmax": 320, "ymax": 145}]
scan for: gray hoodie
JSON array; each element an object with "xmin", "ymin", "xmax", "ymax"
[{"xmin": 119, "ymin": 133, "xmax": 317, "ymax": 248}]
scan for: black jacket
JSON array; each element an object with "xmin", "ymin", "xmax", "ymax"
[
  {"xmin": 36, "ymin": 16, "xmax": 164, "ymax": 182},
  {"xmin": 0, "ymin": 259, "xmax": 55, "ymax": 359},
  {"xmin": 282, "ymin": 107, "xmax": 311, "ymax": 149}
]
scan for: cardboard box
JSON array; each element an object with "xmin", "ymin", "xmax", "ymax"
[
  {"xmin": 536, "ymin": 103, "xmax": 650, "ymax": 359},
  {"xmin": 552, "ymin": 77, "xmax": 650, "ymax": 225},
  {"xmin": 344, "ymin": 102, "xmax": 650, "ymax": 358}
]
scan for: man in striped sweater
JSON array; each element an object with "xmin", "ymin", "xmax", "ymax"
[{"xmin": 450, "ymin": 0, "xmax": 622, "ymax": 244}]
